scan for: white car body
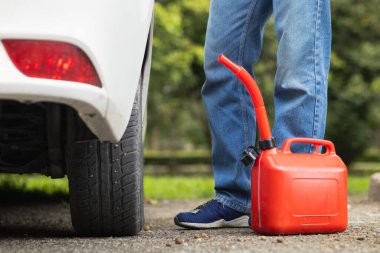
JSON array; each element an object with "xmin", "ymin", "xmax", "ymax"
[{"xmin": 0, "ymin": 0, "xmax": 154, "ymax": 142}]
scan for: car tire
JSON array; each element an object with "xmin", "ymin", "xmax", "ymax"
[{"xmin": 66, "ymin": 80, "xmax": 144, "ymax": 236}]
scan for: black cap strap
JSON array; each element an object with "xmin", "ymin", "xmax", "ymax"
[{"xmin": 258, "ymin": 137, "xmax": 277, "ymax": 150}]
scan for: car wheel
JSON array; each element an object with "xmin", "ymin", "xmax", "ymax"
[{"xmin": 66, "ymin": 80, "xmax": 144, "ymax": 236}]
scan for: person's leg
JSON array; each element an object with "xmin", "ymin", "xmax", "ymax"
[
  {"xmin": 175, "ymin": 0, "xmax": 273, "ymax": 229},
  {"xmin": 202, "ymin": 0, "xmax": 272, "ymax": 215},
  {"xmin": 272, "ymin": 0, "xmax": 331, "ymax": 150}
]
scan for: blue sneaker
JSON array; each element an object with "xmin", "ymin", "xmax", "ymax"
[{"xmin": 174, "ymin": 200, "xmax": 249, "ymax": 229}]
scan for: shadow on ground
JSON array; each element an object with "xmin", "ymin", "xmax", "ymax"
[{"xmin": 0, "ymin": 190, "xmax": 74, "ymax": 238}]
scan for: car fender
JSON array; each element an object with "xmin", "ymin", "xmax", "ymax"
[{"xmin": 0, "ymin": 0, "xmax": 154, "ymax": 141}]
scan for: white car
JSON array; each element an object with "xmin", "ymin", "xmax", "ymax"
[{"xmin": 0, "ymin": 0, "xmax": 154, "ymax": 236}]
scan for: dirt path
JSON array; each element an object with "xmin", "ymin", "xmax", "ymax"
[{"xmin": 0, "ymin": 195, "xmax": 379, "ymax": 253}]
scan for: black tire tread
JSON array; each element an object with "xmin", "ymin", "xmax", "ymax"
[{"xmin": 67, "ymin": 84, "xmax": 143, "ymax": 236}]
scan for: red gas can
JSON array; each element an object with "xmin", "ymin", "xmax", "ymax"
[{"xmin": 218, "ymin": 54, "xmax": 348, "ymax": 235}]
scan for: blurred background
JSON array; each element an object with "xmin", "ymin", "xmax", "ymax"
[{"xmin": 1, "ymin": 0, "xmax": 379, "ymax": 201}]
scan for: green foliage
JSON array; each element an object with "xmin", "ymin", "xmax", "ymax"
[
  {"xmin": 349, "ymin": 162, "xmax": 380, "ymax": 177},
  {"xmin": 360, "ymin": 148, "xmax": 380, "ymax": 162},
  {"xmin": 327, "ymin": 0, "xmax": 380, "ymax": 164},
  {"xmin": 147, "ymin": 0, "xmax": 209, "ymax": 150},
  {"xmin": 147, "ymin": 0, "xmax": 380, "ymax": 164}
]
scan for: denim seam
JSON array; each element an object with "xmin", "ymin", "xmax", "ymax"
[
  {"xmin": 237, "ymin": 0, "xmax": 259, "ymax": 149},
  {"xmin": 234, "ymin": 0, "xmax": 259, "ymax": 204},
  {"xmin": 311, "ymin": 0, "xmax": 322, "ymax": 152},
  {"xmin": 214, "ymin": 193, "xmax": 251, "ymax": 214}
]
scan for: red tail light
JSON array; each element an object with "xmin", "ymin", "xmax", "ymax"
[{"xmin": 2, "ymin": 40, "xmax": 101, "ymax": 87}]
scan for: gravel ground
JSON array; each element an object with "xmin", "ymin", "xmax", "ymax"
[{"xmin": 0, "ymin": 194, "xmax": 379, "ymax": 253}]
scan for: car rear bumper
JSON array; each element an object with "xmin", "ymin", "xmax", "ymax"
[{"xmin": 0, "ymin": 0, "xmax": 154, "ymax": 142}]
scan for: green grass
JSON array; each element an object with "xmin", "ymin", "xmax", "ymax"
[
  {"xmin": 348, "ymin": 176, "xmax": 371, "ymax": 195},
  {"xmin": 0, "ymin": 174, "xmax": 215, "ymax": 200},
  {"xmin": 0, "ymin": 174, "xmax": 69, "ymax": 197},
  {"xmin": 144, "ymin": 176, "xmax": 214, "ymax": 200},
  {"xmin": 0, "ymin": 174, "xmax": 372, "ymax": 200}
]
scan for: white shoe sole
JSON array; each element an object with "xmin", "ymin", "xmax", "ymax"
[{"xmin": 174, "ymin": 215, "xmax": 249, "ymax": 229}]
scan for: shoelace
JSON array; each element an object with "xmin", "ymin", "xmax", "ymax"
[{"xmin": 193, "ymin": 200, "xmax": 214, "ymax": 211}]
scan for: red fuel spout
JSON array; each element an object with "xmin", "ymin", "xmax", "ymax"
[{"xmin": 218, "ymin": 54, "xmax": 272, "ymax": 140}]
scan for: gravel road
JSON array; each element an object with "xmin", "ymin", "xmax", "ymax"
[{"xmin": 0, "ymin": 194, "xmax": 379, "ymax": 253}]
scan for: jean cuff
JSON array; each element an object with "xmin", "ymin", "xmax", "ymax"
[{"xmin": 213, "ymin": 193, "xmax": 251, "ymax": 215}]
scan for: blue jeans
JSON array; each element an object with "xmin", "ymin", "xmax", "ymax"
[{"xmin": 202, "ymin": 0, "xmax": 331, "ymax": 214}]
